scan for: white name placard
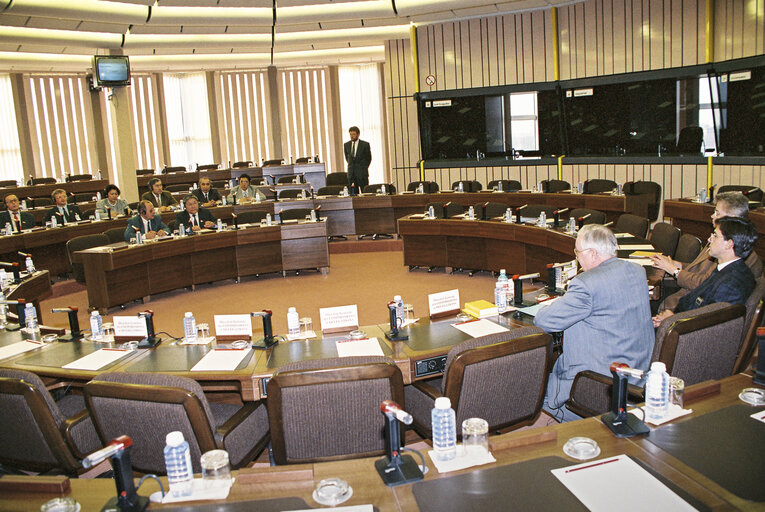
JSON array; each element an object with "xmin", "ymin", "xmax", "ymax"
[
  {"xmin": 319, "ymin": 305, "xmax": 359, "ymax": 332},
  {"xmin": 214, "ymin": 314, "xmax": 253, "ymax": 338},
  {"xmin": 113, "ymin": 316, "xmax": 149, "ymax": 338},
  {"xmin": 428, "ymin": 289, "xmax": 460, "ymax": 316}
]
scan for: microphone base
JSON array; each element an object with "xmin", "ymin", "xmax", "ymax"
[
  {"xmin": 385, "ymin": 330, "xmax": 409, "ymax": 341},
  {"xmin": 252, "ymin": 336, "xmax": 278, "ymax": 350},
  {"xmin": 99, "ymin": 495, "xmax": 149, "ymax": 512},
  {"xmin": 375, "ymin": 454, "xmax": 424, "ymax": 487},
  {"xmin": 601, "ymin": 411, "xmax": 650, "ymax": 438},
  {"xmin": 4, "ymin": 322, "xmax": 22, "ymax": 331},
  {"xmin": 136, "ymin": 336, "xmax": 160, "ymax": 349},
  {"xmin": 57, "ymin": 332, "xmax": 83, "ymax": 343}
]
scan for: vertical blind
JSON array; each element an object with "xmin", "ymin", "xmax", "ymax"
[
  {"xmin": 163, "ymin": 73, "xmax": 214, "ymax": 168},
  {"xmin": 0, "ymin": 74, "xmax": 23, "ymax": 182},
  {"xmin": 130, "ymin": 74, "xmax": 163, "ymax": 171},
  {"xmin": 219, "ymin": 70, "xmax": 271, "ymax": 167}
]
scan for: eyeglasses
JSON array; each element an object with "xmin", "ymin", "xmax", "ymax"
[{"xmin": 574, "ymin": 247, "xmax": 593, "ymax": 257}]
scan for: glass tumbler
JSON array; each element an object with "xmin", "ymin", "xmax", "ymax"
[
  {"xmin": 461, "ymin": 417, "xmax": 489, "ymax": 456},
  {"xmin": 201, "ymin": 449, "xmax": 232, "ymax": 488}
]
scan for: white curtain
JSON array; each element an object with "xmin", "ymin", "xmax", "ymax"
[
  {"xmin": 163, "ymin": 73, "xmax": 213, "ymax": 168},
  {"xmin": 338, "ymin": 64, "xmax": 384, "ymax": 185},
  {"xmin": 0, "ymin": 74, "xmax": 23, "ymax": 182}
]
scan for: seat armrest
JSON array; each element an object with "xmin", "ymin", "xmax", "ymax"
[
  {"xmin": 566, "ymin": 370, "xmax": 644, "ymax": 418},
  {"xmin": 412, "ymin": 379, "xmax": 442, "ymax": 400},
  {"xmin": 61, "ymin": 409, "xmax": 93, "ymax": 460},
  {"xmin": 215, "ymin": 402, "xmax": 258, "ymax": 445},
  {"xmin": 215, "ymin": 402, "xmax": 269, "ymax": 468}
]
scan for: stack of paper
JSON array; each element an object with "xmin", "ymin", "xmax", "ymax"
[{"xmin": 463, "ymin": 300, "xmax": 498, "ymax": 318}]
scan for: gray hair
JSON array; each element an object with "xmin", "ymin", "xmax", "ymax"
[
  {"xmin": 577, "ymin": 224, "xmax": 617, "ymax": 257},
  {"xmin": 715, "ymin": 191, "xmax": 749, "ymax": 219}
]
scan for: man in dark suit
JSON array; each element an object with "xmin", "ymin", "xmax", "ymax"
[
  {"xmin": 124, "ymin": 200, "xmax": 169, "ymax": 242},
  {"xmin": 0, "ymin": 194, "xmax": 35, "ymax": 232},
  {"xmin": 191, "ymin": 177, "xmax": 221, "ymax": 207},
  {"xmin": 176, "ymin": 195, "xmax": 216, "ymax": 232},
  {"xmin": 653, "ymin": 216, "xmax": 758, "ymax": 325},
  {"xmin": 43, "ymin": 189, "xmax": 83, "ymax": 225},
  {"xmin": 343, "ymin": 126, "xmax": 371, "ymax": 195},
  {"xmin": 140, "ymin": 177, "xmax": 178, "ymax": 212}
]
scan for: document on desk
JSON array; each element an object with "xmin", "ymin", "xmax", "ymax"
[
  {"xmin": 551, "ymin": 454, "xmax": 696, "ymax": 512},
  {"xmin": 336, "ymin": 337, "xmax": 384, "ymax": 358},
  {"xmin": 618, "ymin": 257, "xmax": 654, "ymax": 267},
  {"xmin": 62, "ymin": 348, "xmax": 130, "ymax": 371},
  {"xmin": 618, "ymin": 244, "xmax": 654, "ymax": 250},
  {"xmin": 0, "ymin": 340, "xmax": 43, "ymax": 361},
  {"xmin": 514, "ymin": 298, "xmax": 558, "ymax": 318},
  {"xmin": 191, "ymin": 348, "xmax": 251, "ymax": 372},
  {"xmin": 452, "ymin": 318, "xmax": 509, "ymax": 338}
]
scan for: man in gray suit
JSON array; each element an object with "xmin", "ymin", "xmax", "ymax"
[{"xmin": 534, "ymin": 224, "xmax": 654, "ymax": 422}]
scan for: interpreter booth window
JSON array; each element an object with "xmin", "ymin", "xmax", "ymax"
[
  {"xmin": 338, "ymin": 64, "xmax": 385, "ymax": 185},
  {"xmin": 163, "ymin": 73, "xmax": 214, "ymax": 168},
  {"xmin": 0, "ymin": 74, "xmax": 23, "ymax": 183},
  {"xmin": 508, "ymin": 92, "xmax": 540, "ymax": 153}
]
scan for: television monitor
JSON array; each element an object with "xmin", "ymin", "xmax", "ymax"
[{"xmin": 93, "ymin": 55, "xmax": 131, "ymax": 87}]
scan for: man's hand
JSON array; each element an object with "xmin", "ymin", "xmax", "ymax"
[
  {"xmin": 203, "ymin": 220, "xmax": 215, "ymax": 229},
  {"xmin": 652, "ymin": 309, "xmax": 673, "ymax": 328},
  {"xmin": 145, "ymin": 230, "xmax": 158, "ymax": 240},
  {"xmin": 649, "ymin": 253, "xmax": 679, "ymax": 275}
]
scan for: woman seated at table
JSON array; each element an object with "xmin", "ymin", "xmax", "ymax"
[
  {"xmin": 228, "ymin": 174, "xmax": 265, "ymax": 203},
  {"xmin": 96, "ymin": 184, "xmax": 130, "ymax": 217}
]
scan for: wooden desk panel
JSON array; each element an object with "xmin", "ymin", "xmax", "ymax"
[
  {"xmin": 0, "ymin": 180, "xmax": 109, "ymax": 199},
  {"xmin": 353, "ymin": 195, "xmax": 397, "ymax": 234}
]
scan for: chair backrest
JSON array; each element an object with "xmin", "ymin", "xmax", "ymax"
[
  {"xmin": 31, "ymin": 197, "xmax": 52, "ymax": 208},
  {"xmin": 30, "ymin": 177, "xmax": 57, "ymax": 185},
  {"xmin": 674, "ymin": 234, "xmax": 703, "ymax": 263},
  {"xmin": 277, "ymin": 175, "xmax": 300, "ymax": 184},
  {"xmin": 676, "ymin": 125, "xmax": 704, "ymax": 154},
  {"xmin": 583, "ymin": 179, "xmax": 617, "ymax": 194},
  {"xmin": 650, "ymin": 222, "xmax": 681, "ymax": 257},
  {"xmin": 407, "ymin": 181, "xmax": 439, "ymax": 193},
  {"xmin": 653, "ymin": 303, "xmax": 746, "ymax": 385},
  {"xmin": 615, "ymin": 214, "xmax": 649, "ymax": 238},
  {"xmin": 542, "ymin": 179, "xmax": 570, "ymax": 193},
  {"xmin": 84, "ymin": 372, "xmax": 217, "ymax": 474},
  {"xmin": 267, "ymin": 356, "xmax": 403, "ymax": 464},
  {"xmin": 451, "ymin": 180, "xmax": 482, "ymax": 192},
  {"xmin": 278, "ymin": 189, "xmax": 304, "ymax": 200},
  {"xmin": 163, "ymin": 166, "xmax": 186, "ymax": 174},
  {"xmin": 263, "ymin": 159, "xmax": 284, "ymax": 167},
  {"xmin": 487, "ymin": 179, "xmax": 522, "ymax": 192},
  {"xmin": 483, "ymin": 202, "xmax": 510, "ymax": 219},
  {"xmin": 166, "ymin": 184, "xmax": 190, "ymax": 192},
  {"xmin": 316, "ymin": 185, "xmax": 344, "ymax": 196},
  {"xmin": 280, "ymin": 208, "xmax": 312, "ymax": 221},
  {"xmin": 717, "ymin": 185, "xmax": 764, "ymax": 203},
  {"xmin": 166, "ymin": 220, "xmax": 177, "ymax": 233},
  {"xmin": 521, "ymin": 204, "xmax": 556, "ymax": 219},
  {"xmin": 197, "ymin": 163, "xmax": 219, "ymax": 171},
  {"xmin": 236, "ymin": 210, "xmax": 268, "ymax": 225},
  {"xmin": 631, "ymin": 181, "xmax": 662, "ymax": 221},
  {"xmin": 72, "ymin": 193, "xmax": 94, "ymax": 203},
  {"xmin": 443, "ymin": 202, "xmax": 464, "ymax": 218},
  {"xmin": 81, "ymin": 209, "xmax": 95, "ymax": 220},
  {"xmin": 136, "ymin": 168, "xmax": 155, "ymax": 176},
  {"xmin": 0, "ymin": 179, "xmax": 18, "ymax": 187},
  {"xmin": 295, "ymin": 157, "xmax": 310, "ymax": 164},
  {"xmin": 425, "ymin": 202, "xmax": 445, "ymax": 218},
  {"xmin": 65, "ymin": 174, "xmax": 93, "ymax": 183},
  {"xmin": 363, "ymin": 183, "xmax": 396, "ymax": 195},
  {"xmin": 0, "ymin": 369, "xmax": 83, "ymax": 474},
  {"xmin": 441, "ymin": 327, "xmax": 551, "ymax": 431},
  {"xmin": 569, "ymin": 208, "xmax": 606, "ymax": 225},
  {"xmin": 66, "ymin": 234, "xmax": 110, "ymax": 283},
  {"xmin": 733, "ymin": 276, "xmax": 765, "ymax": 374},
  {"xmin": 104, "ymin": 227, "xmax": 126, "ymax": 244},
  {"xmin": 326, "ymin": 172, "xmax": 349, "ymax": 186},
  {"xmin": 232, "ymin": 160, "xmax": 253, "ymax": 168}
]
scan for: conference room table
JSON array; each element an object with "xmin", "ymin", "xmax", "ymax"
[
  {"xmin": 0, "ymin": 373, "xmax": 760, "ymax": 511},
  {"xmin": 0, "ymin": 179, "xmax": 109, "ymax": 200},
  {"xmin": 664, "ymin": 197, "xmax": 765, "ymax": 260}
]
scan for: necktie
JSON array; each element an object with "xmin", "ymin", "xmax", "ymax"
[
  {"xmin": 13, "ymin": 212, "xmax": 19, "ymax": 231},
  {"xmin": 155, "ymin": 194, "xmax": 161, "ymax": 205},
  {"xmin": 192, "ymin": 215, "xmax": 197, "ymax": 227},
  {"xmin": 204, "ymin": 192, "xmax": 208, "ymax": 201},
  {"xmin": 352, "ymin": 141, "xmax": 357, "ymax": 157}
]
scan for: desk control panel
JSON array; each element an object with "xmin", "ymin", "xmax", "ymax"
[
  {"xmin": 414, "ymin": 355, "xmax": 447, "ymax": 378},
  {"xmin": 260, "ymin": 377, "xmax": 270, "ymax": 397}
]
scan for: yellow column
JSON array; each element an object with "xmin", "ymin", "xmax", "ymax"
[
  {"xmin": 410, "ymin": 23, "xmax": 420, "ymax": 94},
  {"xmin": 552, "ymin": 7, "xmax": 560, "ymax": 82},
  {"xmin": 557, "ymin": 155, "xmax": 564, "ymax": 181},
  {"xmin": 705, "ymin": 0, "xmax": 714, "ymax": 192}
]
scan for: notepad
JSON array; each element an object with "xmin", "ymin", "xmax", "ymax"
[
  {"xmin": 62, "ymin": 349, "xmax": 130, "ymax": 371},
  {"xmin": 629, "ymin": 250, "xmax": 661, "ymax": 258},
  {"xmin": 336, "ymin": 337, "xmax": 384, "ymax": 357},
  {"xmin": 452, "ymin": 318, "xmax": 508, "ymax": 337},
  {"xmin": 618, "ymin": 244, "xmax": 654, "ymax": 250},
  {"xmin": 0, "ymin": 340, "xmax": 43, "ymax": 361},
  {"xmin": 190, "ymin": 348, "xmax": 251, "ymax": 372}
]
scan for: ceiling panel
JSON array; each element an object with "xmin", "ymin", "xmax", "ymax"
[
  {"xmin": 77, "ymin": 21, "xmax": 131, "ymax": 34},
  {"xmin": 224, "ymin": 26, "xmax": 273, "ymax": 35},
  {"xmin": 129, "ymin": 25, "xmax": 181, "ymax": 35},
  {"xmin": 25, "ymin": 17, "xmax": 81, "ymax": 30},
  {"xmin": 178, "ymin": 25, "xmax": 229, "ymax": 35},
  {"xmin": 0, "ymin": 15, "xmax": 31, "ymax": 27}
]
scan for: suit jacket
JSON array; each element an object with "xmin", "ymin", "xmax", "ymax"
[
  {"xmin": 343, "ymin": 139, "xmax": 371, "ymax": 180},
  {"xmin": 228, "ymin": 185, "xmax": 265, "ymax": 203},
  {"xmin": 123, "ymin": 214, "xmax": 170, "ymax": 242},
  {"xmin": 534, "ymin": 257, "xmax": 654, "ymax": 408},
  {"xmin": 96, "ymin": 198, "xmax": 130, "ymax": 216},
  {"xmin": 662, "ymin": 245, "xmax": 762, "ymax": 311},
  {"xmin": 0, "ymin": 210, "xmax": 35, "ymax": 231},
  {"xmin": 141, "ymin": 190, "xmax": 178, "ymax": 208},
  {"xmin": 43, "ymin": 204, "xmax": 83, "ymax": 224},
  {"xmin": 191, "ymin": 188, "xmax": 221, "ymax": 204},
  {"xmin": 175, "ymin": 208, "xmax": 216, "ymax": 230},
  {"xmin": 676, "ymin": 258, "xmax": 755, "ymax": 312}
]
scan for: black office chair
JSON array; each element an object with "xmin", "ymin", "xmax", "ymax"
[
  {"xmin": 235, "ymin": 210, "xmax": 268, "ymax": 225},
  {"xmin": 487, "ymin": 179, "xmax": 522, "ymax": 192},
  {"xmin": 569, "ymin": 208, "xmax": 606, "ymax": 225},
  {"xmin": 424, "ymin": 202, "xmax": 445, "ymax": 219},
  {"xmin": 674, "ymin": 234, "xmax": 703, "ymax": 264},
  {"xmin": 136, "ymin": 169, "xmax": 155, "ymax": 176},
  {"xmin": 278, "ymin": 189, "xmax": 304, "ymax": 200},
  {"xmin": 541, "ymin": 179, "xmax": 570, "ymax": 193},
  {"xmin": 519, "ymin": 204, "xmax": 556, "ymax": 220},
  {"xmin": 65, "ymin": 174, "xmax": 93, "ymax": 183},
  {"xmin": 66, "ymin": 234, "xmax": 109, "ymax": 283},
  {"xmin": 277, "ymin": 175, "xmax": 302, "ymax": 184},
  {"xmin": 650, "ymin": 222, "xmax": 681, "ymax": 257},
  {"xmin": 280, "ymin": 208, "xmax": 312, "ymax": 222},
  {"xmin": 316, "ymin": 185, "xmax": 344, "ymax": 196},
  {"xmin": 72, "ymin": 193, "xmax": 94, "ymax": 203},
  {"xmin": 624, "ymin": 181, "xmax": 662, "ymax": 221},
  {"xmin": 29, "ymin": 177, "xmax": 57, "ymax": 185},
  {"xmin": 104, "ymin": 227, "xmax": 126, "ymax": 244},
  {"xmin": 363, "ymin": 184, "xmax": 396, "ymax": 195},
  {"xmin": 326, "ymin": 172, "xmax": 349, "ymax": 187},
  {"xmin": 614, "ymin": 214, "xmax": 649, "ymax": 238},
  {"xmin": 166, "ymin": 184, "xmax": 190, "ymax": 193},
  {"xmin": 232, "ymin": 161, "xmax": 253, "ymax": 169},
  {"xmin": 197, "ymin": 163, "xmax": 219, "ymax": 171},
  {"xmin": 451, "ymin": 180, "xmax": 482, "ymax": 192},
  {"xmin": 163, "ymin": 166, "xmax": 186, "ymax": 174},
  {"xmin": 263, "ymin": 159, "xmax": 284, "ymax": 167},
  {"xmin": 482, "ymin": 202, "xmax": 511, "ymax": 219},
  {"xmin": 0, "ymin": 179, "xmax": 18, "ymax": 187},
  {"xmin": 407, "ymin": 181, "xmax": 439, "ymax": 193},
  {"xmin": 583, "ymin": 179, "xmax": 617, "ymax": 194},
  {"xmin": 444, "ymin": 202, "xmax": 464, "ymax": 218},
  {"xmin": 675, "ymin": 126, "xmax": 704, "ymax": 155}
]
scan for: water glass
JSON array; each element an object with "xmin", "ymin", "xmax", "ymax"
[
  {"xmin": 299, "ymin": 317, "xmax": 312, "ymax": 336},
  {"xmin": 197, "ymin": 323, "xmax": 210, "ymax": 338},
  {"xmin": 404, "ymin": 304, "xmax": 415, "ymax": 322},
  {"xmin": 669, "ymin": 377, "xmax": 684, "ymax": 408},
  {"xmin": 461, "ymin": 417, "xmax": 489, "ymax": 456},
  {"xmin": 201, "ymin": 449, "xmax": 232, "ymax": 488}
]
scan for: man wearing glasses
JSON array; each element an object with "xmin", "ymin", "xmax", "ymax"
[{"xmin": 534, "ymin": 224, "xmax": 654, "ymax": 422}]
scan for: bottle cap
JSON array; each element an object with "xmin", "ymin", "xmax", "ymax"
[
  {"xmin": 651, "ymin": 362, "xmax": 666, "ymax": 372},
  {"xmin": 435, "ymin": 397, "xmax": 451, "ymax": 409},
  {"xmin": 288, "ymin": 307, "xmax": 296, "ymax": 313},
  {"xmin": 394, "ymin": 295, "xmax": 401, "ymax": 301},
  {"xmin": 166, "ymin": 431, "xmax": 185, "ymax": 446},
  {"xmin": 500, "ymin": 269, "xmax": 506, "ymax": 274},
  {"xmin": 185, "ymin": 312, "xmax": 193, "ymax": 318},
  {"xmin": 91, "ymin": 311, "xmax": 99, "ymax": 316}
]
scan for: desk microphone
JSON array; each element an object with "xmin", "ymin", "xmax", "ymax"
[
  {"xmin": 603, "ymin": 221, "xmax": 614, "ymax": 227},
  {"xmin": 381, "ymin": 400, "xmax": 413, "ymax": 425},
  {"xmin": 385, "ymin": 302, "xmax": 408, "ymax": 341},
  {"xmin": 515, "ymin": 204, "xmax": 528, "ymax": 224},
  {"xmin": 50, "ymin": 306, "xmax": 81, "ymax": 341},
  {"xmin": 577, "ymin": 213, "xmax": 591, "ymax": 230},
  {"xmin": 82, "ymin": 435, "xmax": 149, "ymax": 512},
  {"xmin": 481, "ymin": 202, "xmax": 490, "ymax": 220},
  {"xmin": 375, "ymin": 400, "xmax": 423, "ymax": 487},
  {"xmin": 1, "ymin": 298, "xmax": 25, "ymax": 331},
  {"xmin": 137, "ymin": 310, "xmax": 159, "ymax": 348},
  {"xmin": 601, "ymin": 362, "xmax": 650, "ymax": 438},
  {"xmin": 512, "ymin": 273, "xmax": 540, "ymax": 308},
  {"xmin": 252, "ymin": 310, "xmax": 276, "ymax": 349},
  {"xmin": 231, "ymin": 212, "xmax": 238, "ymax": 230},
  {"xmin": 553, "ymin": 208, "xmax": 568, "ymax": 228}
]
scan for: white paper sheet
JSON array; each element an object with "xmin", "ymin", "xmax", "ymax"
[
  {"xmin": 0, "ymin": 340, "xmax": 43, "ymax": 360},
  {"xmin": 514, "ymin": 298, "xmax": 558, "ymax": 318},
  {"xmin": 452, "ymin": 319, "xmax": 508, "ymax": 337},
  {"xmin": 62, "ymin": 349, "xmax": 130, "ymax": 370},
  {"xmin": 335, "ymin": 337, "xmax": 384, "ymax": 357},
  {"xmin": 190, "ymin": 348, "xmax": 251, "ymax": 372},
  {"xmin": 428, "ymin": 445, "xmax": 496, "ymax": 473},
  {"xmin": 618, "ymin": 244, "xmax": 655, "ymax": 250},
  {"xmin": 629, "ymin": 403, "xmax": 693, "ymax": 425},
  {"xmin": 551, "ymin": 454, "xmax": 696, "ymax": 512},
  {"xmin": 614, "ymin": 233, "xmax": 632, "ymax": 238},
  {"xmin": 618, "ymin": 257, "xmax": 654, "ymax": 266}
]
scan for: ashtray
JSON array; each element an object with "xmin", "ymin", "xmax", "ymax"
[
  {"xmin": 455, "ymin": 313, "xmax": 472, "ymax": 322},
  {"xmin": 739, "ymin": 387, "xmax": 765, "ymax": 406},
  {"xmin": 41, "ymin": 333, "xmax": 59, "ymax": 344},
  {"xmin": 349, "ymin": 330, "xmax": 366, "ymax": 340},
  {"xmin": 119, "ymin": 340, "xmax": 139, "ymax": 351},
  {"xmin": 40, "ymin": 497, "xmax": 80, "ymax": 512},
  {"xmin": 563, "ymin": 437, "xmax": 601, "ymax": 460},
  {"xmin": 230, "ymin": 339, "xmax": 250, "ymax": 349},
  {"xmin": 312, "ymin": 477, "xmax": 352, "ymax": 506}
]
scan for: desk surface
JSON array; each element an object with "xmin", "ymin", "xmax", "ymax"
[{"xmin": 0, "ymin": 373, "xmax": 759, "ymax": 511}]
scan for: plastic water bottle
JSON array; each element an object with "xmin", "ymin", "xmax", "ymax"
[
  {"xmin": 431, "ymin": 397, "xmax": 457, "ymax": 461},
  {"xmin": 24, "ymin": 303, "xmax": 40, "ymax": 338},
  {"xmin": 645, "ymin": 361, "xmax": 670, "ymax": 423},
  {"xmin": 0, "ymin": 291, "xmax": 7, "ymax": 327},
  {"xmin": 217, "ymin": 218, "xmax": 223, "ymax": 232},
  {"xmin": 4, "ymin": 222, "xmax": 11, "ymax": 235},
  {"xmin": 393, "ymin": 295, "xmax": 405, "ymax": 327},
  {"xmin": 457, "ymin": 182, "xmax": 464, "ymax": 193},
  {"xmin": 90, "ymin": 311, "xmax": 104, "ymax": 339},
  {"xmin": 183, "ymin": 312, "xmax": 197, "ymax": 342},
  {"xmin": 468, "ymin": 206, "xmax": 475, "ymax": 220},
  {"xmin": 164, "ymin": 431, "xmax": 194, "ymax": 498},
  {"xmin": 51, "ymin": 216, "xmax": 57, "ymax": 228},
  {"xmin": 287, "ymin": 307, "xmax": 300, "ymax": 336},
  {"xmin": 494, "ymin": 282, "xmax": 507, "ymax": 314},
  {"xmin": 428, "ymin": 205, "xmax": 435, "ymax": 218},
  {"xmin": 25, "ymin": 256, "xmax": 35, "ymax": 273},
  {"xmin": 0, "ymin": 270, "xmax": 7, "ymax": 291},
  {"xmin": 179, "ymin": 223, "xmax": 186, "ymax": 237},
  {"xmin": 538, "ymin": 211, "xmax": 547, "ymax": 227},
  {"xmin": 497, "ymin": 269, "xmax": 510, "ymax": 312},
  {"xmin": 94, "ymin": 210, "xmax": 101, "ymax": 221}
]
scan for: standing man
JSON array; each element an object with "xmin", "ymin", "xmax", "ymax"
[
  {"xmin": 44, "ymin": 189, "xmax": 83, "ymax": 224},
  {"xmin": 192, "ymin": 177, "xmax": 221, "ymax": 207},
  {"xmin": 534, "ymin": 224, "xmax": 654, "ymax": 422},
  {"xmin": 141, "ymin": 178, "xmax": 178, "ymax": 212},
  {"xmin": 343, "ymin": 126, "xmax": 371, "ymax": 195},
  {"xmin": 0, "ymin": 194, "xmax": 35, "ymax": 232},
  {"xmin": 124, "ymin": 200, "xmax": 169, "ymax": 242},
  {"xmin": 176, "ymin": 195, "xmax": 216, "ymax": 232}
]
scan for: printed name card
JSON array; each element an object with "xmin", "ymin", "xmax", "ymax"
[
  {"xmin": 428, "ymin": 289, "xmax": 461, "ymax": 318},
  {"xmin": 319, "ymin": 305, "xmax": 359, "ymax": 333},
  {"xmin": 214, "ymin": 314, "xmax": 253, "ymax": 341},
  {"xmin": 113, "ymin": 316, "xmax": 148, "ymax": 339}
]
